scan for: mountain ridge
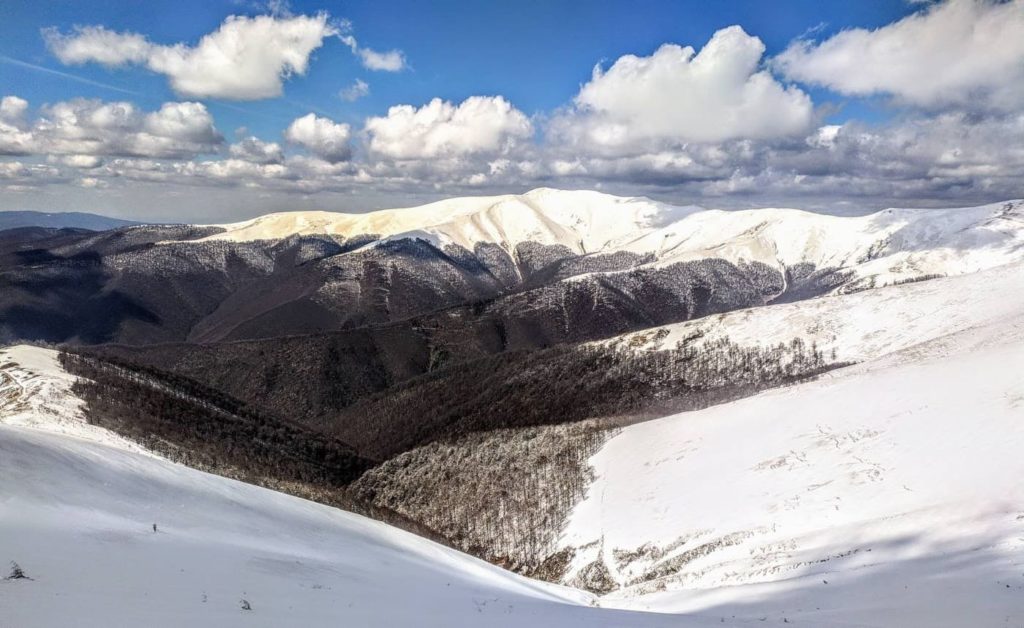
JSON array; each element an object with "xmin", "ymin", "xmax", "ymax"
[
  {"xmin": 187, "ymin": 189, "xmax": 1024, "ymax": 292},
  {"xmin": 0, "ymin": 210, "xmax": 140, "ymax": 232}
]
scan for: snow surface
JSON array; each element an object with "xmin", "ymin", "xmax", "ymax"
[
  {"xmin": 0, "ymin": 346, "xmax": 716, "ymax": 627},
  {"xmin": 560, "ymin": 287, "xmax": 1024, "ymax": 625},
  {"xmin": 8, "ymin": 204, "xmax": 1024, "ymax": 625},
  {"xmin": 606, "ymin": 259, "xmax": 1024, "ymax": 365},
  {"xmin": 191, "ymin": 189, "xmax": 1024, "ymax": 290},
  {"xmin": 0, "ymin": 345, "xmax": 147, "ymax": 453}
]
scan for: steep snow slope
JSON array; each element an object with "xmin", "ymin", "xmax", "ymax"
[
  {"xmin": 559, "ymin": 310, "xmax": 1024, "ymax": 626},
  {"xmin": 607, "ymin": 259, "xmax": 1024, "ymax": 364},
  {"xmin": 193, "ymin": 189, "xmax": 1024, "ymax": 290},
  {"xmin": 0, "ymin": 347, "xmax": 705, "ymax": 627}
]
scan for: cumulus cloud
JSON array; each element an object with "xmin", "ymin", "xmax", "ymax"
[
  {"xmin": 143, "ymin": 102, "xmax": 223, "ymax": 145},
  {"xmin": 0, "ymin": 98, "xmax": 222, "ymax": 159},
  {"xmin": 365, "ymin": 96, "xmax": 533, "ymax": 160},
  {"xmin": 229, "ymin": 136, "xmax": 285, "ymax": 164},
  {"xmin": 54, "ymin": 154, "xmax": 104, "ymax": 169},
  {"xmin": 775, "ymin": 0, "xmax": 1024, "ymax": 110},
  {"xmin": 548, "ymin": 26, "xmax": 814, "ymax": 154},
  {"xmin": 0, "ymin": 160, "xmax": 64, "ymax": 192},
  {"xmin": 357, "ymin": 48, "xmax": 406, "ymax": 72},
  {"xmin": 560, "ymin": 112, "xmax": 1024, "ymax": 205},
  {"xmin": 340, "ymin": 79, "xmax": 370, "ymax": 102},
  {"xmin": 339, "ymin": 34, "xmax": 406, "ymax": 72},
  {"xmin": 0, "ymin": 161, "xmax": 29, "ymax": 179},
  {"xmin": 284, "ymin": 113, "xmax": 352, "ymax": 162},
  {"xmin": 10, "ymin": 109, "xmax": 1023, "ymax": 211},
  {"xmin": 1, "ymin": 96, "xmax": 29, "ymax": 122},
  {"xmin": 42, "ymin": 26, "xmax": 152, "ymax": 66},
  {"xmin": 76, "ymin": 176, "xmax": 107, "ymax": 188},
  {"xmin": 9, "ymin": 9, "xmax": 1024, "ymax": 215},
  {"xmin": 44, "ymin": 14, "xmax": 337, "ymax": 100},
  {"xmin": 0, "ymin": 96, "xmax": 33, "ymax": 155}
]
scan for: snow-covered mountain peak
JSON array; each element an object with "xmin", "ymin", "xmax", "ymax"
[
  {"xmin": 188, "ymin": 191, "xmax": 1024, "ymax": 292},
  {"xmin": 196, "ymin": 188, "xmax": 689, "ymax": 255}
]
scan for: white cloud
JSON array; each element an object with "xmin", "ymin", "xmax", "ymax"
[
  {"xmin": 339, "ymin": 34, "xmax": 407, "ymax": 72},
  {"xmin": 365, "ymin": 96, "xmax": 533, "ymax": 160},
  {"xmin": 340, "ymin": 78, "xmax": 370, "ymax": 102},
  {"xmin": 10, "ymin": 13, "xmax": 1024, "ymax": 216},
  {"xmin": 55, "ymin": 154, "xmax": 104, "ymax": 169},
  {"xmin": 284, "ymin": 113, "xmax": 352, "ymax": 162},
  {"xmin": 12, "ymin": 107, "xmax": 1024, "ymax": 213},
  {"xmin": 0, "ymin": 96, "xmax": 29, "ymax": 122},
  {"xmin": 0, "ymin": 96, "xmax": 33, "ymax": 155},
  {"xmin": 357, "ymin": 48, "xmax": 405, "ymax": 72},
  {"xmin": 0, "ymin": 161, "xmax": 30, "ymax": 179},
  {"xmin": 0, "ymin": 161, "xmax": 64, "ymax": 191},
  {"xmin": 143, "ymin": 102, "xmax": 222, "ymax": 145},
  {"xmin": 44, "ymin": 14, "xmax": 337, "ymax": 100},
  {"xmin": 42, "ymin": 26, "xmax": 152, "ymax": 66},
  {"xmin": 229, "ymin": 136, "xmax": 285, "ymax": 164},
  {"xmin": 775, "ymin": 0, "xmax": 1024, "ymax": 110},
  {"xmin": 548, "ymin": 26, "xmax": 814, "ymax": 153},
  {"xmin": 76, "ymin": 176, "xmax": 107, "ymax": 188},
  {"xmin": 0, "ymin": 98, "xmax": 222, "ymax": 159},
  {"xmin": 0, "ymin": 124, "xmax": 35, "ymax": 155}
]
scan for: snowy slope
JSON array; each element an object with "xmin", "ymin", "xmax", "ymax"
[
  {"xmin": 558, "ymin": 306, "xmax": 1024, "ymax": 625},
  {"xmin": 0, "ymin": 345, "xmax": 146, "ymax": 452},
  {"xmin": 605, "ymin": 259, "xmax": 1024, "ymax": 365},
  {"xmin": 191, "ymin": 189, "xmax": 1024, "ymax": 290},
  {"xmin": 0, "ymin": 426, "xmax": 734, "ymax": 628},
  {"xmin": 0, "ymin": 346, "xmax": 709, "ymax": 627},
  {"xmin": 617, "ymin": 199, "xmax": 1024, "ymax": 289}
]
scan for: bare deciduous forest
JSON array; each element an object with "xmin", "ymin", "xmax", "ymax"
[{"xmin": 59, "ymin": 332, "xmax": 840, "ymax": 581}]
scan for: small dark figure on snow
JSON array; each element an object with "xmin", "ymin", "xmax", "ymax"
[
  {"xmin": 240, "ymin": 599, "xmax": 252, "ymax": 611},
  {"xmin": 7, "ymin": 562, "xmax": 29, "ymax": 580},
  {"xmin": 152, "ymin": 523, "xmax": 158, "ymax": 533}
]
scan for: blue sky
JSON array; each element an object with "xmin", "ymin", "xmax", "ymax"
[
  {"xmin": 2, "ymin": 0, "xmax": 913, "ymax": 131},
  {"xmin": 1, "ymin": 0, "xmax": 1022, "ymax": 220}
]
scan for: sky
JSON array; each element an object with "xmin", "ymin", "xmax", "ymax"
[{"xmin": 1, "ymin": 0, "xmax": 1023, "ymax": 221}]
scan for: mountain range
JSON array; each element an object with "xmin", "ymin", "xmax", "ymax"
[
  {"xmin": 0, "ymin": 210, "xmax": 138, "ymax": 232},
  {"xmin": 2, "ymin": 189, "xmax": 1023, "ymax": 626}
]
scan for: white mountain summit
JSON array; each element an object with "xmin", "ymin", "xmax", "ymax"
[{"xmin": 193, "ymin": 189, "xmax": 1024, "ymax": 293}]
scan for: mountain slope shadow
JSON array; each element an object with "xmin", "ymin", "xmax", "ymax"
[{"xmin": 0, "ymin": 248, "xmax": 160, "ymax": 344}]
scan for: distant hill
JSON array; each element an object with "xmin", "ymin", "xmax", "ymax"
[{"xmin": 0, "ymin": 210, "xmax": 140, "ymax": 232}]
